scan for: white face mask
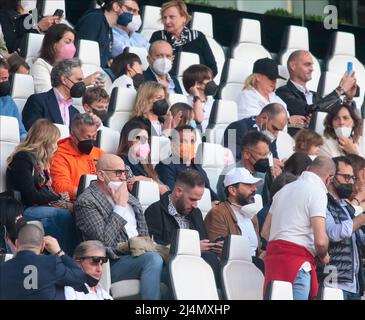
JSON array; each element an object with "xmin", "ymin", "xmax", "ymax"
[
  {"xmin": 239, "ymin": 194, "xmax": 263, "ymax": 219},
  {"xmin": 334, "ymin": 126, "xmax": 353, "ymax": 139},
  {"xmin": 152, "ymin": 57, "xmax": 172, "ymax": 76},
  {"xmin": 21, "ymin": 0, "xmax": 37, "ymax": 12},
  {"xmin": 108, "ymin": 181, "xmax": 124, "ymax": 192},
  {"xmin": 262, "ymin": 130, "xmax": 276, "ymax": 143},
  {"xmin": 127, "ymin": 15, "xmax": 142, "ymax": 32}
]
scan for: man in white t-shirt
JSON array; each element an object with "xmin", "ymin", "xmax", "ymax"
[
  {"xmin": 65, "ymin": 240, "xmax": 113, "ymax": 300},
  {"xmin": 261, "ymin": 156, "xmax": 335, "ymax": 300}
]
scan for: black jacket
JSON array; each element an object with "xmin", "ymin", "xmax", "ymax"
[
  {"xmin": 144, "ymin": 192, "xmax": 208, "ymax": 246},
  {"xmin": 22, "ymin": 89, "xmax": 79, "ymax": 131},
  {"xmin": 143, "ymin": 67, "xmax": 183, "ymax": 94}
]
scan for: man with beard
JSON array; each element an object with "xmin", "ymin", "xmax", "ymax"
[
  {"xmin": 144, "ymin": 170, "xmax": 222, "ymax": 285},
  {"xmin": 205, "ymin": 167, "xmax": 264, "ymax": 272}
]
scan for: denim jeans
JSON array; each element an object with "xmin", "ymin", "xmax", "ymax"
[
  {"xmin": 293, "ymin": 269, "xmax": 311, "ymax": 300},
  {"xmin": 342, "ymin": 290, "xmax": 361, "ymax": 300},
  {"xmin": 24, "ymin": 206, "xmax": 79, "ymax": 256},
  {"xmin": 110, "ymin": 252, "xmax": 164, "ymax": 300}
]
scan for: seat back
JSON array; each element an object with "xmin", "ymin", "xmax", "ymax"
[
  {"xmin": 127, "ymin": 46, "xmax": 149, "ymax": 71},
  {"xmin": 96, "ymin": 127, "xmax": 120, "ymax": 154},
  {"xmin": 265, "ymin": 280, "xmax": 293, "ymax": 300},
  {"xmin": 0, "ymin": 116, "xmax": 20, "ymax": 193},
  {"xmin": 21, "ymin": 33, "xmax": 44, "ymax": 67},
  {"xmin": 221, "ymin": 235, "xmax": 264, "ymax": 300},
  {"xmin": 169, "ymin": 229, "xmax": 219, "ymax": 300},
  {"xmin": 106, "ymin": 87, "xmax": 137, "ymax": 132},
  {"xmin": 309, "ymin": 111, "xmax": 327, "ymax": 136},
  {"xmin": 197, "ymin": 188, "xmax": 211, "ymax": 220},
  {"xmin": 132, "ymin": 180, "xmax": 160, "ymax": 212},
  {"xmin": 76, "ymin": 174, "xmax": 97, "ymax": 197},
  {"xmin": 276, "ymin": 131, "xmax": 295, "ymax": 160},
  {"xmin": 150, "ymin": 136, "xmax": 171, "ymax": 164},
  {"xmin": 100, "ymin": 260, "xmax": 112, "ymax": 293},
  {"xmin": 176, "ymin": 52, "xmax": 200, "ymax": 95},
  {"xmin": 205, "ymin": 100, "xmax": 238, "ymax": 145},
  {"xmin": 169, "ymin": 93, "xmax": 188, "ymax": 105},
  {"xmin": 54, "ymin": 123, "xmax": 70, "ymax": 140},
  {"xmin": 10, "ymin": 74, "xmax": 35, "ymax": 117},
  {"xmin": 140, "ymin": 5, "xmax": 163, "ymax": 41},
  {"xmin": 317, "ymin": 287, "xmax": 344, "ymax": 300}
]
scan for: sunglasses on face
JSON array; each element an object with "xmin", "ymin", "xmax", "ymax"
[
  {"xmin": 335, "ymin": 173, "xmax": 357, "ymax": 183},
  {"xmin": 78, "ymin": 256, "xmax": 109, "ymax": 264}
]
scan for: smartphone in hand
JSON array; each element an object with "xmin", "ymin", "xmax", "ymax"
[
  {"xmin": 53, "ymin": 9, "xmax": 64, "ymax": 18},
  {"xmin": 347, "ymin": 61, "xmax": 353, "ymax": 73}
]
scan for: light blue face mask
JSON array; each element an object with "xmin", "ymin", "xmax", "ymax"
[{"xmin": 189, "ymin": 120, "xmax": 197, "ymax": 129}]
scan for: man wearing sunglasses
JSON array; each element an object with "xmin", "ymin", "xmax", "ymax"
[
  {"xmin": 65, "ymin": 240, "xmax": 112, "ymax": 300},
  {"xmin": 318, "ymin": 156, "xmax": 365, "ymax": 300},
  {"xmin": 74, "ymin": 154, "xmax": 164, "ymax": 300}
]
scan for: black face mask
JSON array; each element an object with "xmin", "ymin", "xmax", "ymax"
[
  {"xmin": 67, "ymin": 78, "xmax": 86, "ymax": 98},
  {"xmin": 85, "ymin": 273, "xmax": 100, "ymax": 287},
  {"xmin": 152, "ymin": 99, "xmax": 169, "ymax": 116},
  {"xmin": 204, "ymin": 80, "xmax": 218, "ymax": 96},
  {"xmin": 132, "ymin": 73, "xmax": 144, "ymax": 89},
  {"xmin": 77, "ymin": 139, "xmax": 95, "ymax": 155},
  {"xmin": 253, "ymin": 158, "xmax": 270, "ymax": 173},
  {"xmin": 0, "ymin": 81, "xmax": 11, "ymax": 97},
  {"xmin": 91, "ymin": 109, "xmax": 108, "ymax": 122},
  {"xmin": 333, "ymin": 178, "xmax": 353, "ymax": 199}
]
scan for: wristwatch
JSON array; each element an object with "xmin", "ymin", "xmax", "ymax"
[
  {"xmin": 336, "ymin": 86, "xmax": 345, "ymax": 96},
  {"xmin": 193, "ymin": 95, "xmax": 201, "ymax": 103}
]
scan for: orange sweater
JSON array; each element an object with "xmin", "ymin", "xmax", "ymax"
[{"xmin": 51, "ymin": 137, "xmax": 105, "ymax": 200}]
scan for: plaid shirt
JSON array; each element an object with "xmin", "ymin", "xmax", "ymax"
[
  {"xmin": 75, "ymin": 182, "xmax": 149, "ymax": 260},
  {"xmin": 167, "ymin": 194, "xmax": 191, "ymax": 229}
]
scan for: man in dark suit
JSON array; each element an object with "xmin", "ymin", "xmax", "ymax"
[
  {"xmin": 144, "ymin": 40, "xmax": 183, "ymax": 94},
  {"xmin": 275, "ymin": 50, "xmax": 358, "ymax": 136},
  {"xmin": 22, "ymin": 58, "xmax": 84, "ymax": 131},
  {"xmin": 144, "ymin": 170, "xmax": 222, "ymax": 284},
  {"xmin": 0, "ymin": 224, "xmax": 86, "ymax": 300}
]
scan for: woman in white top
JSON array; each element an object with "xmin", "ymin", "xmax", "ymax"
[
  {"xmin": 319, "ymin": 103, "xmax": 364, "ymax": 158},
  {"xmin": 64, "ymin": 240, "xmax": 113, "ymax": 300},
  {"xmin": 109, "ymin": 50, "xmax": 144, "ymax": 93},
  {"xmin": 30, "ymin": 24, "xmax": 100, "ymax": 93},
  {"xmin": 237, "ymin": 58, "xmax": 287, "ymax": 120}
]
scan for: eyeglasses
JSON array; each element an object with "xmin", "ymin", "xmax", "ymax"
[
  {"xmin": 122, "ymin": 4, "xmax": 139, "ymax": 14},
  {"xmin": 78, "ymin": 256, "xmax": 109, "ymax": 264},
  {"xmin": 101, "ymin": 169, "xmax": 128, "ymax": 177},
  {"xmin": 335, "ymin": 173, "xmax": 357, "ymax": 183}
]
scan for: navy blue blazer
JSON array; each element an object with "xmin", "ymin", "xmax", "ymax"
[
  {"xmin": 22, "ymin": 89, "xmax": 79, "ymax": 131},
  {"xmin": 223, "ymin": 117, "xmax": 278, "ymax": 161},
  {"xmin": 0, "ymin": 250, "xmax": 87, "ymax": 300},
  {"xmin": 143, "ymin": 67, "xmax": 183, "ymax": 94}
]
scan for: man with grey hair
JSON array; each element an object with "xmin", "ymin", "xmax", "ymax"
[
  {"xmin": 143, "ymin": 40, "xmax": 183, "ymax": 94},
  {"xmin": 51, "ymin": 113, "xmax": 105, "ymax": 200},
  {"xmin": 22, "ymin": 58, "xmax": 85, "ymax": 131},
  {"xmin": 0, "ymin": 224, "xmax": 86, "ymax": 300},
  {"xmin": 64, "ymin": 240, "xmax": 113, "ymax": 300}
]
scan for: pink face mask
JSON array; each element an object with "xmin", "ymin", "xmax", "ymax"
[
  {"xmin": 59, "ymin": 42, "xmax": 76, "ymax": 60},
  {"xmin": 133, "ymin": 142, "xmax": 150, "ymax": 160}
]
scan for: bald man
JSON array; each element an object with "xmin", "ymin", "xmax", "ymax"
[
  {"xmin": 276, "ymin": 50, "xmax": 357, "ymax": 136},
  {"xmin": 144, "ymin": 40, "xmax": 183, "ymax": 94},
  {"xmin": 74, "ymin": 154, "xmax": 164, "ymax": 300},
  {"xmin": 0, "ymin": 224, "xmax": 86, "ymax": 300}
]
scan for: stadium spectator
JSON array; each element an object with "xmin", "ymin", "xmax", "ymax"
[
  {"xmin": 204, "ymin": 167, "xmax": 264, "ymax": 272},
  {"xmin": 117, "ymin": 119, "xmax": 169, "ymax": 195},
  {"xmin": 276, "ymin": 50, "xmax": 358, "ymax": 136},
  {"xmin": 318, "ymin": 156, "xmax": 365, "ymax": 300},
  {"xmin": 144, "ymin": 40, "xmax": 182, "ymax": 94},
  {"xmin": 7, "ymin": 52, "xmax": 29, "ymax": 74},
  {"xmin": 155, "ymin": 125, "xmax": 219, "ymax": 202},
  {"xmin": 170, "ymin": 102, "xmax": 194, "ymax": 127},
  {"xmin": 51, "ymin": 113, "xmax": 105, "ymax": 201},
  {"xmin": 0, "ymin": 0, "xmax": 60, "ymax": 54},
  {"xmin": 347, "ymin": 154, "xmax": 365, "ymax": 208},
  {"xmin": 150, "ymin": 0, "xmax": 217, "ymax": 77},
  {"xmin": 0, "ymin": 57, "xmax": 27, "ymax": 140},
  {"xmin": 145, "ymin": 170, "xmax": 222, "ymax": 284},
  {"xmin": 74, "ymin": 154, "xmax": 164, "ymax": 300},
  {"xmin": 319, "ymin": 103, "xmax": 364, "ymax": 158},
  {"xmin": 237, "ymin": 58, "xmax": 287, "ymax": 120},
  {"xmin": 283, "ymin": 152, "xmax": 313, "ymax": 176},
  {"xmin": 110, "ymin": 50, "xmax": 144, "ymax": 91},
  {"xmin": 0, "ymin": 224, "xmax": 86, "ymax": 300},
  {"xmin": 183, "ymin": 64, "xmax": 218, "ymax": 133},
  {"xmin": 64, "ymin": 240, "xmax": 113, "ymax": 300},
  {"xmin": 294, "ymin": 128, "xmax": 323, "ymax": 160},
  {"xmin": 262, "ymin": 156, "xmax": 335, "ymax": 300},
  {"xmin": 82, "ymin": 86, "xmax": 110, "ymax": 124},
  {"xmin": 6, "ymin": 119, "xmax": 78, "ymax": 255},
  {"xmin": 30, "ymin": 24, "xmax": 99, "ymax": 93},
  {"xmin": 111, "ymin": 0, "xmax": 149, "ymax": 57}
]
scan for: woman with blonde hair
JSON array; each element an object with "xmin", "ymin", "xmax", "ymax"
[{"xmin": 6, "ymin": 119, "xmax": 78, "ymax": 255}]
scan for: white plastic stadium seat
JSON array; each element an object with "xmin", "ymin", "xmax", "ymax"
[
  {"xmin": 10, "ymin": 74, "xmax": 35, "ymax": 117},
  {"xmin": 276, "ymin": 131, "xmax": 295, "ymax": 160},
  {"xmin": 0, "ymin": 116, "xmax": 20, "ymax": 193},
  {"xmin": 317, "ymin": 287, "xmax": 344, "ymax": 300},
  {"xmin": 230, "ymin": 19, "xmax": 271, "ymax": 66},
  {"xmin": 132, "ymin": 180, "xmax": 160, "ymax": 212},
  {"xmin": 76, "ymin": 174, "xmax": 97, "ymax": 197},
  {"xmin": 22, "ymin": 33, "xmax": 44, "ymax": 67},
  {"xmin": 219, "ymin": 59, "xmax": 252, "ymax": 102},
  {"xmin": 169, "ymin": 93, "xmax": 188, "ymax": 105},
  {"xmin": 191, "ymin": 12, "xmax": 225, "ymax": 85},
  {"xmin": 54, "ymin": 123, "xmax": 70, "ymax": 140},
  {"xmin": 317, "ymin": 71, "xmax": 342, "ymax": 101},
  {"xmin": 39, "ymin": 0, "xmax": 73, "ymax": 28},
  {"xmin": 278, "ymin": 25, "xmax": 321, "ymax": 92},
  {"xmin": 205, "ymin": 100, "xmax": 238, "ymax": 145},
  {"xmin": 176, "ymin": 52, "xmax": 200, "ymax": 95},
  {"xmin": 106, "ymin": 87, "xmax": 137, "ymax": 132},
  {"xmin": 150, "ymin": 136, "xmax": 171, "ymax": 165},
  {"xmin": 221, "ymin": 235, "xmax": 264, "ymax": 300},
  {"xmin": 140, "ymin": 5, "xmax": 163, "ymax": 41},
  {"xmin": 128, "ymin": 46, "xmax": 149, "ymax": 71},
  {"xmin": 197, "ymin": 188, "xmax": 212, "ymax": 220},
  {"xmin": 169, "ymin": 229, "xmax": 219, "ymax": 300},
  {"xmin": 265, "ymin": 280, "xmax": 293, "ymax": 300},
  {"xmin": 96, "ymin": 127, "xmax": 120, "ymax": 154},
  {"xmin": 309, "ymin": 111, "xmax": 327, "ymax": 136},
  {"xmin": 325, "ymin": 31, "xmax": 365, "ymax": 110}
]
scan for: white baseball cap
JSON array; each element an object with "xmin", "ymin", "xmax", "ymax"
[{"xmin": 223, "ymin": 167, "xmax": 263, "ymax": 187}]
